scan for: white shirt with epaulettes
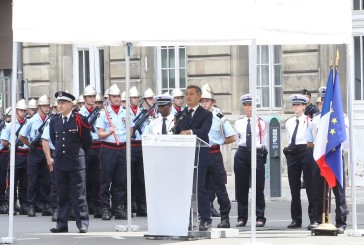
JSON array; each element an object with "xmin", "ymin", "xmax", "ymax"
[
  {"xmin": 234, "ymin": 116, "xmax": 267, "ymax": 148},
  {"xmin": 285, "ymin": 114, "xmax": 310, "ymax": 147}
]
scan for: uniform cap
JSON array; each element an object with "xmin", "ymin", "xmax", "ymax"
[
  {"xmin": 16, "ymin": 99, "xmax": 28, "ymax": 110},
  {"xmin": 302, "ymin": 88, "xmax": 311, "ymax": 97},
  {"xmin": 78, "ymin": 95, "xmax": 85, "ymax": 103},
  {"xmin": 55, "ymin": 91, "xmax": 76, "ymax": 102},
  {"xmin": 240, "ymin": 94, "xmax": 252, "ymax": 104},
  {"xmin": 153, "ymin": 95, "xmax": 173, "ymax": 106},
  {"xmin": 83, "ymin": 85, "xmax": 97, "ymax": 96},
  {"xmin": 5, "ymin": 107, "xmax": 11, "ymax": 115},
  {"xmin": 108, "ymin": 84, "xmax": 121, "ymax": 96},
  {"xmin": 289, "ymin": 94, "xmax": 309, "ymax": 105},
  {"xmin": 95, "ymin": 93, "xmax": 102, "ymax": 102},
  {"xmin": 37, "ymin": 95, "xmax": 50, "ymax": 105},
  {"xmin": 143, "ymin": 88, "xmax": 155, "ymax": 98},
  {"xmin": 28, "ymin": 99, "xmax": 37, "ymax": 109},
  {"xmin": 171, "ymin": 87, "xmax": 184, "ymax": 97},
  {"xmin": 319, "ymin": 86, "xmax": 326, "ymax": 98},
  {"xmin": 121, "ymin": 91, "xmax": 126, "ymax": 101},
  {"xmin": 130, "ymin": 86, "xmax": 140, "ymax": 97}
]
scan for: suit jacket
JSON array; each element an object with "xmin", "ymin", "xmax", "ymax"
[{"xmin": 174, "ymin": 105, "xmax": 212, "ymax": 166}]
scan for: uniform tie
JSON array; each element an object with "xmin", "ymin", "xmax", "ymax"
[
  {"xmin": 187, "ymin": 109, "xmax": 194, "ymax": 124},
  {"xmin": 63, "ymin": 116, "xmax": 68, "ymax": 125},
  {"xmin": 162, "ymin": 117, "xmax": 167, "ymax": 135},
  {"xmin": 246, "ymin": 119, "xmax": 251, "ymax": 148},
  {"xmin": 291, "ymin": 119, "xmax": 299, "ymax": 146}
]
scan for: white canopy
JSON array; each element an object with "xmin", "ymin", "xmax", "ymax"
[{"xmin": 13, "ymin": 0, "xmax": 352, "ymax": 45}]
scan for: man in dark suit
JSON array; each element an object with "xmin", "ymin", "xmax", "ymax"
[
  {"xmin": 174, "ymin": 85, "xmax": 213, "ymax": 231},
  {"xmin": 48, "ymin": 91, "xmax": 92, "ymax": 233}
]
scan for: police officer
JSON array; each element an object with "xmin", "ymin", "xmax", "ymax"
[
  {"xmin": 48, "ymin": 91, "xmax": 91, "ymax": 233},
  {"xmin": 307, "ymin": 87, "xmax": 348, "ymax": 233},
  {"xmin": 146, "ymin": 94, "xmax": 174, "ymax": 134},
  {"xmin": 234, "ymin": 94, "xmax": 268, "ymax": 227},
  {"xmin": 19, "ymin": 95, "xmax": 52, "ymax": 217},
  {"xmin": 171, "ymin": 87, "xmax": 185, "ymax": 115},
  {"xmin": 0, "ymin": 107, "xmax": 11, "ymax": 214},
  {"xmin": 129, "ymin": 86, "xmax": 148, "ymax": 216},
  {"xmin": 1, "ymin": 100, "xmax": 29, "ymax": 215},
  {"xmin": 200, "ymin": 84, "xmax": 236, "ymax": 228},
  {"xmin": 96, "ymin": 84, "xmax": 133, "ymax": 220},
  {"xmin": 79, "ymin": 85, "xmax": 102, "ymax": 218},
  {"xmin": 27, "ymin": 99, "xmax": 38, "ymax": 117},
  {"xmin": 284, "ymin": 94, "xmax": 315, "ymax": 229}
]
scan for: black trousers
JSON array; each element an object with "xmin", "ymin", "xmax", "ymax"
[
  {"xmin": 312, "ymin": 153, "xmax": 347, "ymax": 226},
  {"xmin": 207, "ymin": 150, "xmax": 231, "ymax": 216},
  {"xmin": 234, "ymin": 148, "xmax": 266, "ymax": 222},
  {"xmin": 0, "ymin": 150, "xmax": 9, "ymax": 203},
  {"xmin": 285, "ymin": 148, "xmax": 315, "ymax": 223},
  {"xmin": 27, "ymin": 149, "xmax": 51, "ymax": 205},
  {"xmin": 131, "ymin": 143, "xmax": 146, "ymax": 207},
  {"xmin": 99, "ymin": 144, "xmax": 127, "ymax": 208},
  {"xmin": 55, "ymin": 168, "xmax": 88, "ymax": 230},
  {"xmin": 7, "ymin": 152, "xmax": 28, "ymax": 206},
  {"xmin": 85, "ymin": 145, "xmax": 101, "ymax": 209}
]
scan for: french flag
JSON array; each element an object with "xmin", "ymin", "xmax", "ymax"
[{"xmin": 313, "ymin": 68, "xmax": 346, "ymax": 188}]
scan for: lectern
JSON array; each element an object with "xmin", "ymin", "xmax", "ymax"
[{"xmin": 142, "ymin": 134, "xmax": 209, "ymax": 238}]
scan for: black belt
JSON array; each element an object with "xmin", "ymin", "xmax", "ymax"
[
  {"xmin": 101, "ymin": 141, "xmax": 126, "ymax": 149},
  {"xmin": 287, "ymin": 144, "xmax": 307, "ymax": 152},
  {"xmin": 238, "ymin": 146, "xmax": 266, "ymax": 153}
]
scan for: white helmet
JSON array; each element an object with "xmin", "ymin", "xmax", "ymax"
[
  {"xmin": 37, "ymin": 95, "xmax": 50, "ymax": 105},
  {"xmin": 171, "ymin": 87, "xmax": 184, "ymax": 97},
  {"xmin": 5, "ymin": 107, "xmax": 11, "ymax": 116},
  {"xmin": 121, "ymin": 91, "xmax": 126, "ymax": 101},
  {"xmin": 28, "ymin": 99, "xmax": 37, "ymax": 109},
  {"xmin": 83, "ymin": 85, "xmax": 97, "ymax": 96},
  {"xmin": 72, "ymin": 100, "xmax": 78, "ymax": 106},
  {"xmin": 95, "ymin": 93, "xmax": 103, "ymax": 102},
  {"xmin": 103, "ymin": 89, "xmax": 109, "ymax": 98},
  {"xmin": 16, "ymin": 99, "xmax": 28, "ymax": 110},
  {"xmin": 108, "ymin": 84, "xmax": 121, "ymax": 96},
  {"xmin": 143, "ymin": 88, "xmax": 155, "ymax": 98},
  {"xmin": 78, "ymin": 95, "xmax": 85, "ymax": 103},
  {"xmin": 130, "ymin": 86, "xmax": 140, "ymax": 97},
  {"xmin": 201, "ymin": 83, "xmax": 214, "ymax": 93},
  {"xmin": 201, "ymin": 90, "xmax": 214, "ymax": 100},
  {"xmin": 52, "ymin": 100, "xmax": 58, "ymax": 107}
]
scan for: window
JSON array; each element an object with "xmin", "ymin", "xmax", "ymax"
[
  {"xmin": 256, "ymin": 45, "xmax": 282, "ymax": 109},
  {"xmin": 157, "ymin": 46, "xmax": 187, "ymax": 94},
  {"xmin": 73, "ymin": 45, "xmax": 104, "ymax": 96},
  {"xmin": 354, "ymin": 36, "xmax": 364, "ymax": 100},
  {"xmin": 353, "ymin": 0, "xmax": 364, "ymax": 10}
]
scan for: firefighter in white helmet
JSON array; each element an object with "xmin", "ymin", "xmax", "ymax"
[
  {"xmin": 80, "ymin": 85, "xmax": 103, "ymax": 218},
  {"xmin": 121, "ymin": 91, "xmax": 126, "ymax": 108},
  {"xmin": 4, "ymin": 107, "xmax": 12, "ymax": 123},
  {"xmin": 171, "ymin": 87, "xmax": 185, "ymax": 115},
  {"xmin": 96, "ymin": 84, "xmax": 134, "ymax": 220},
  {"xmin": 142, "ymin": 88, "xmax": 156, "ymax": 116},
  {"xmin": 77, "ymin": 95, "xmax": 85, "ymax": 111},
  {"xmin": 1, "ymin": 99, "xmax": 29, "ymax": 215},
  {"xmin": 95, "ymin": 93, "xmax": 103, "ymax": 108},
  {"xmin": 28, "ymin": 98, "xmax": 38, "ymax": 117},
  {"xmin": 18, "ymin": 95, "xmax": 52, "ymax": 217}
]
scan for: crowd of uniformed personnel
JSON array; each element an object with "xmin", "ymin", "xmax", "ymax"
[{"xmin": 0, "ymin": 83, "xmax": 349, "ymax": 233}]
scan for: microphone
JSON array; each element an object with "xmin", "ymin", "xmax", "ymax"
[{"xmin": 170, "ymin": 109, "xmax": 191, "ymax": 133}]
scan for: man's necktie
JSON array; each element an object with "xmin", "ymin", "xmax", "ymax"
[
  {"xmin": 187, "ymin": 109, "xmax": 194, "ymax": 124},
  {"xmin": 162, "ymin": 117, "xmax": 167, "ymax": 134},
  {"xmin": 63, "ymin": 116, "xmax": 68, "ymax": 127},
  {"xmin": 290, "ymin": 119, "xmax": 299, "ymax": 146},
  {"xmin": 246, "ymin": 119, "xmax": 251, "ymax": 148}
]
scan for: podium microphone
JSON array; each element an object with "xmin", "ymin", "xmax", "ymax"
[{"xmin": 170, "ymin": 109, "xmax": 190, "ymax": 133}]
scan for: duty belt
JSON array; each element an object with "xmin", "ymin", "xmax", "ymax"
[
  {"xmin": 287, "ymin": 144, "xmax": 307, "ymax": 152},
  {"xmin": 238, "ymin": 145, "xmax": 266, "ymax": 154},
  {"xmin": 15, "ymin": 148, "xmax": 29, "ymax": 156},
  {"xmin": 131, "ymin": 140, "xmax": 142, "ymax": 147},
  {"xmin": 210, "ymin": 145, "xmax": 221, "ymax": 154},
  {"xmin": 91, "ymin": 140, "xmax": 101, "ymax": 148}
]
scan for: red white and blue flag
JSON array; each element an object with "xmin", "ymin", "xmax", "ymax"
[{"xmin": 313, "ymin": 68, "xmax": 346, "ymax": 188}]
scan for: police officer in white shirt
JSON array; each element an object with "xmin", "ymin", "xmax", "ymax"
[{"xmin": 147, "ymin": 95, "xmax": 174, "ymax": 135}]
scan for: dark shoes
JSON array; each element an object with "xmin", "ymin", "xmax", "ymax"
[
  {"xmin": 79, "ymin": 227, "xmax": 88, "ymax": 233},
  {"xmin": 19, "ymin": 205, "xmax": 29, "ymax": 215},
  {"xmin": 42, "ymin": 204, "xmax": 53, "ymax": 216},
  {"xmin": 217, "ymin": 215, "xmax": 230, "ymax": 228},
  {"xmin": 136, "ymin": 204, "xmax": 147, "ymax": 217},
  {"xmin": 307, "ymin": 221, "xmax": 319, "ymax": 230},
  {"xmin": 199, "ymin": 221, "xmax": 212, "ymax": 231},
  {"xmin": 236, "ymin": 219, "xmax": 247, "ymax": 227},
  {"xmin": 256, "ymin": 220, "xmax": 265, "ymax": 227},
  {"xmin": 101, "ymin": 207, "xmax": 111, "ymax": 220},
  {"xmin": 50, "ymin": 227, "xmax": 68, "ymax": 233},
  {"xmin": 94, "ymin": 207, "xmax": 102, "ymax": 219},
  {"xmin": 287, "ymin": 220, "xmax": 302, "ymax": 229},
  {"xmin": 0, "ymin": 203, "xmax": 8, "ymax": 214},
  {"xmin": 28, "ymin": 205, "xmax": 36, "ymax": 217},
  {"xmin": 114, "ymin": 205, "xmax": 127, "ymax": 220},
  {"xmin": 337, "ymin": 225, "xmax": 346, "ymax": 234}
]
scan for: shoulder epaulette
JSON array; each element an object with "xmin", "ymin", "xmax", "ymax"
[{"xmin": 216, "ymin": 113, "xmax": 224, "ymax": 119}]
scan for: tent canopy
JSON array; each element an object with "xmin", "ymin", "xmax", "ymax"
[{"xmin": 13, "ymin": 0, "xmax": 352, "ymax": 46}]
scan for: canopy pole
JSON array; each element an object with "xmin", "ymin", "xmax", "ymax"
[
  {"xmin": 248, "ymin": 39, "xmax": 257, "ymax": 244},
  {"xmin": 1, "ymin": 42, "xmax": 18, "ymax": 244}
]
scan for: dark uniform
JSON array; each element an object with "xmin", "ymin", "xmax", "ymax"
[
  {"xmin": 0, "ymin": 123, "xmax": 10, "ymax": 214},
  {"xmin": 284, "ymin": 94, "xmax": 315, "ymax": 228},
  {"xmin": 234, "ymin": 95, "xmax": 267, "ymax": 227},
  {"xmin": 49, "ymin": 92, "xmax": 92, "ymax": 233}
]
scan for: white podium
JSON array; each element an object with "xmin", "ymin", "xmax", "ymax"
[{"xmin": 142, "ymin": 134, "xmax": 209, "ymax": 238}]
